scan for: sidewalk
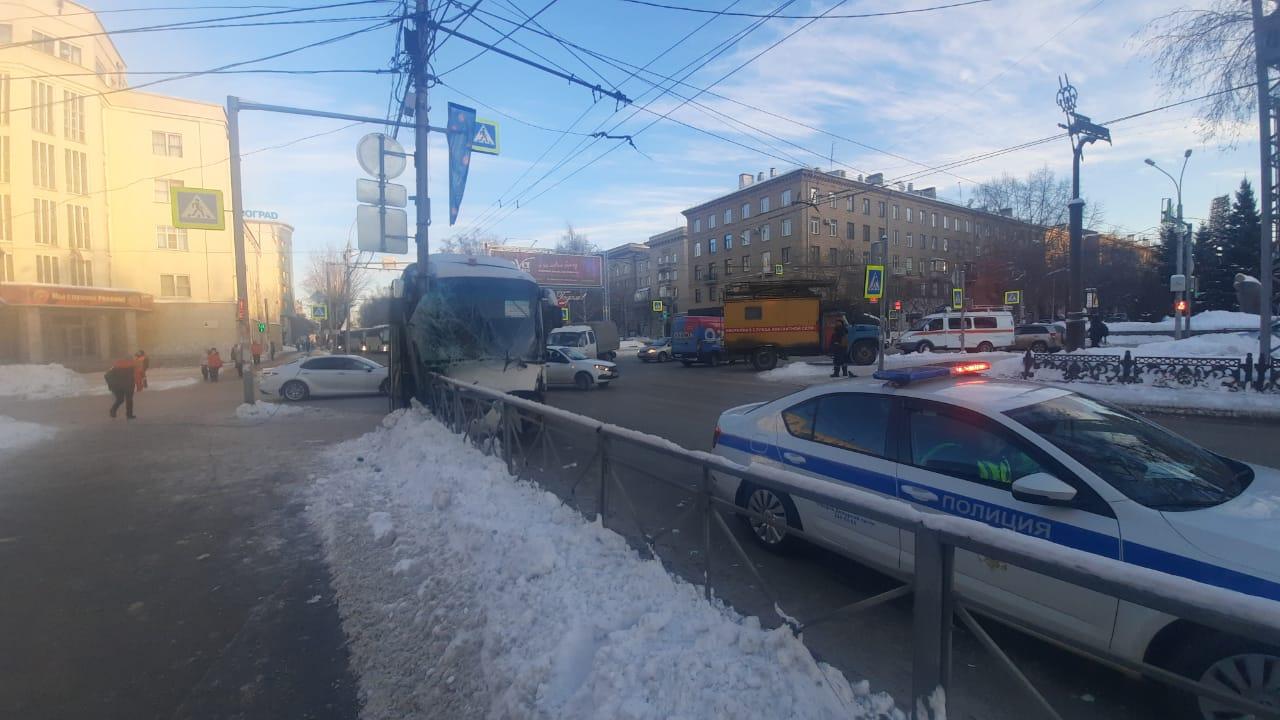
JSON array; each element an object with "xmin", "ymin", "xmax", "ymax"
[{"xmin": 0, "ymin": 374, "xmax": 378, "ymax": 719}]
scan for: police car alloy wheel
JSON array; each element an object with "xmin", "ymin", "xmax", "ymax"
[
  {"xmin": 743, "ymin": 486, "xmax": 798, "ymax": 550},
  {"xmin": 1198, "ymin": 652, "xmax": 1280, "ymax": 719}
]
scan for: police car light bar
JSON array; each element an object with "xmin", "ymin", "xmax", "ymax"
[{"xmin": 873, "ymin": 361, "xmax": 991, "ymax": 386}]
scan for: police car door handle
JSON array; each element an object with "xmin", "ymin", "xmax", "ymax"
[
  {"xmin": 901, "ymin": 486, "xmax": 939, "ymax": 503},
  {"xmin": 782, "ymin": 452, "xmax": 806, "ymax": 465}
]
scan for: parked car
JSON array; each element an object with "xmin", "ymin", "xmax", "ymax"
[
  {"xmin": 259, "ymin": 354, "xmax": 388, "ymax": 401},
  {"xmin": 547, "ymin": 321, "xmax": 620, "ymax": 360},
  {"xmin": 711, "ymin": 362, "xmax": 1280, "ymax": 719},
  {"xmin": 638, "ymin": 337, "xmax": 673, "ymax": 363},
  {"xmin": 897, "ymin": 308, "xmax": 1015, "ymax": 353},
  {"xmin": 1012, "ymin": 324, "xmax": 1062, "ymax": 353},
  {"xmin": 544, "ymin": 345, "xmax": 618, "ymax": 390}
]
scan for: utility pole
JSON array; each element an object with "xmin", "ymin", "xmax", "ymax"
[
  {"xmin": 1253, "ymin": 0, "xmax": 1277, "ymax": 366},
  {"xmin": 875, "ymin": 236, "xmax": 889, "ymax": 372},
  {"xmin": 414, "ymin": 0, "xmax": 431, "ymax": 288},
  {"xmin": 1055, "ymin": 76, "xmax": 1111, "ymax": 351},
  {"xmin": 226, "ymin": 96, "xmax": 255, "ymax": 405},
  {"xmin": 1145, "ymin": 152, "xmax": 1193, "ymax": 339}
]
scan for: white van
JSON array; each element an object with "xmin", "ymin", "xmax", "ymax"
[{"xmin": 897, "ymin": 307, "xmax": 1015, "ymax": 353}]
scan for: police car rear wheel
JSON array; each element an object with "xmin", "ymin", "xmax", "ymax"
[
  {"xmin": 1166, "ymin": 634, "xmax": 1280, "ymax": 720},
  {"xmin": 741, "ymin": 485, "xmax": 800, "ymax": 552}
]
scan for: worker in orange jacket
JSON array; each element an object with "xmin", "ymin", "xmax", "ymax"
[{"xmin": 133, "ymin": 350, "xmax": 149, "ymax": 392}]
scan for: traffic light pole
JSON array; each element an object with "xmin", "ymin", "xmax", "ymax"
[
  {"xmin": 226, "ymin": 96, "xmax": 255, "ymax": 405},
  {"xmin": 1253, "ymin": 0, "xmax": 1277, "ymax": 366},
  {"xmin": 414, "ymin": 0, "xmax": 431, "ymax": 290}
]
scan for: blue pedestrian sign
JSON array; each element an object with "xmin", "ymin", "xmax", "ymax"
[
  {"xmin": 864, "ymin": 264, "xmax": 884, "ymax": 300},
  {"xmin": 471, "ymin": 118, "xmax": 500, "ymax": 155}
]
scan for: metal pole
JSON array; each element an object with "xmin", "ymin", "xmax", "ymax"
[
  {"xmin": 877, "ymin": 238, "xmax": 887, "ymax": 371},
  {"xmin": 378, "ymin": 134, "xmax": 387, "ymax": 253},
  {"xmin": 911, "ymin": 528, "xmax": 954, "ymax": 720},
  {"xmin": 226, "ymin": 96, "xmax": 255, "ymax": 405},
  {"xmin": 1175, "ymin": 209, "xmax": 1184, "ymax": 340},
  {"xmin": 1255, "ymin": 0, "xmax": 1276, "ymax": 365},
  {"xmin": 1066, "ymin": 147, "xmax": 1086, "ymax": 351},
  {"xmin": 958, "ymin": 266, "xmax": 966, "ymax": 350},
  {"xmin": 414, "ymin": 0, "xmax": 431, "ymax": 285}
]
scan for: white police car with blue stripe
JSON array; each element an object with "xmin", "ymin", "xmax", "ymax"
[{"xmin": 711, "ymin": 361, "xmax": 1280, "ymax": 719}]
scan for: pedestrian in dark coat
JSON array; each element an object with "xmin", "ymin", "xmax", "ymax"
[
  {"xmin": 232, "ymin": 343, "xmax": 244, "ymax": 378},
  {"xmin": 1088, "ymin": 317, "xmax": 1109, "ymax": 348},
  {"xmin": 269, "ymin": 340, "xmax": 276, "ymax": 361},
  {"xmin": 830, "ymin": 320, "xmax": 850, "ymax": 378},
  {"xmin": 105, "ymin": 358, "xmax": 137, "ymax": 419},
  {"xmin": 251, "ymin": 340, "xmax": 263, "ymax": 366}
]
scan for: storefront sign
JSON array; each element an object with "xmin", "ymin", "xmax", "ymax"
[
  {"xmin": 0, "ymin": 284, "xmax": 153, "ymax": 310},
  {"xmin": 488, "ymin": 248, "xmax": 603, "ymax": 288}
]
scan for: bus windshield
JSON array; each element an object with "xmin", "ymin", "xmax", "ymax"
[{"xmin": 413, "ymin": 276, "xmax": 542, "ymax": 366}]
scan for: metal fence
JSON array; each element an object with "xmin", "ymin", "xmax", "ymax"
[
  {"xmin": 1023, "ymin": 349, "xmax": 1280, "ymax": 392},
  {"xmin": 423, "ymin": 372, "xmax": 1280, "ymax": 720}
]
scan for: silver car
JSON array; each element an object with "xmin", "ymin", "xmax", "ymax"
[
  {"xmin": 544, "ymin": 346, "xmax": 618, "ymax": 390},
  {"xmin": 259, "ymin": 354, "xmax": 389, "ymax": 401}
]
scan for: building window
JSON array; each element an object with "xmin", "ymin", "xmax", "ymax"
[
  {"xmin": 0, "ymin": 250, "xmax": 11, "ymax": 281},
  {"xmin": 827, "ymin": 219, "xmax": 837, "ymax": 236},
  {"xmin": 708, "ymin": 213, "xmax": 716, "ymax": 230},
  {"xmin": 34, "ymin": 198, "xmax": 56, "ymax": 244},
  {"xmin": 31, "ymin": 81, "xmax": 54, "ymax": 134},
  {"xmin": 695, "ymin": 265, "xmax": 703, "ymax": 280},
  {"xmin": 67, "ymin": 205, "xmax": 89, "ymax": 249},
  {"xmin": 63, "ymin": 91, "xmax": 85, "ymax": 142},
  {"xmin": 69, "ymin": 258, "xmax": 92, "ymax": 286},
  {"xmin": 943, "ymin": 237, "xmax": 949, "ymax": 252},
  {"xmin": 0, "ymin": 25, "xmax": 10, "ymax": 44},
  {"xmin": 741, "ymin": 202, "xmax": 751, "ymax": 220},
  {"xmin": 759, "ymin": 196, "xmax": 770, "ymax": 213},
  {"xmin": 892, "ymin": 254, "xmax": 900, "ymax": 270},
  {"xmin": 761, "ymin": 250, "xmax": 771, "ymax": 271},
  {"xmin": 709, "ymin": 286, "xmax": 718, "ymax": 302},
  {"xmin": 0, "ymin": 73, "xmax": 10, "ymax": 126},
  {"xmin": 933, "ymin": 236, "xmax": 939, "ymax": 250},
  {"xmin": 694, "ymin": 218, "xmax": 701, "ymax": 232},
  {"xmin": 707, "ymin": 262, "xmax": 716, "ymax": 280},
  {"xmin": 154, "ymin": 178, "xmax": 184, "ymax": 202},
  {"xmin": 907, "ymin": 233, "xmax": 913, "ymax": 248},
  {"xmin": 965, "ymin": 219, "xmax": 971, "ymax": 233},
  {"xmin": 0, "ymin": 194, "xmax": 9, "ymax": 242},
  {"xmin": 780, "ymin": 247, "xmax": 791, "ymax": 264},
  {"xmin": 152, "ymin": 131, "xmax": 183, "ymax": 157},
  {"xmin": 892, "ymin": 205, "xmax": 899, "ymax": 220},
  {"xmin": 32, "ymin": 141, "xmax": 55, "ymax": 189},
  {"xmin": 878, "ymin": 227, "xmax": 886, "ymax": 243},
  {"xmin": 878, "ymin": 201, "xmax": 886, "ymax": 218},
  {"xmin": 741, "ymin": 229, "xmax": 750, "ymax": 246},
  {"xmin": 846, "ymin": 196, "xmax": 854, "ymax": 212},
  {"xmin": 862, "ymin": 224, "xmax": 871, "ymax": 242},
  {"xmin": 828, "ymin": 248, "xmax": 838, "ymax": 265},
  {"xmin": 862, "ymin": 198, "xmax": 870, "ymax": 214},
  {"xmin": 742, "ymin": 255, "xmax": 751, "ymax": 271},
  {"xmin": 809, "ymin": 246, "xmax": 821, "ymax": 265},
  {"xmin": 695, "ymin": 288, "xmax": 702, "ymax": 303},
  {"xmin": 905, "ymin": 257, "xmax": 914, "ymax": 274},
  {"xmin": 694, "ymin": 241, "xmax": 702, "ymax": 257},
  {"xmin": 863, "ymin": 250, "xmax": 870, "ymax": 263},
  {"xmin": 32, "ymin": 31, "xmax": 55, "ymax": 55},
  {"xmin": 724, "ymin": 233, "xmax": 732, "ymax": 250},
  {"xmin": 809, "ymin": 217, "xmax": 819, "ymax": 235},
  {"xmin": 760, "ymin": 223, "xmax": 770, "ymax": 242},
  {"xmin": 709, "ymin": 237, "xmax": 717, "ymax": 254},
  {"xmin": 842, "ymin": 221, "xmax": 852, "ymax": 240},
  {"xmin": 931, "ymin": 212, "xmax": 938, "ymax": 227},
  {"xmin": 782, "ymin": 218, "xmax": 792, "ymax": 237},
  {"xmin": 156, "ymin": 225, "xmax": 188, "ymax": 250},
  {"xmin": 906, "ymin": 207, "xmax": 913, "ymax": 223},
  {"xmin": 160, "ymin": 274, "xmax": 192, "ymax": 298},
  {"xmin": 782, "ymin": 189, "xmax": 792, "ymax": 206},
  {"xmin": 724, "ymin": 208, "xmax": 733, "ymax": 225},
  {"xmin": 58, "ymin": 41, "xmax": 82, "ymax": 66},
  {"xmin": 65, "ymin": 149, "xmax": 87, "ymax": 194},
  {"xmin": 724, "ymin": 258, "xmax": 733, "ymax": 276},
  {"xmin": 36, "ymin": 254, "xmax": 58, "ymax": 283},
  {"xmin": 892, "ymin": 229, "xmax": 899, "ymax": 245},
  {"xmin": 0, "ymin": 136, "xmax": 8, "ymax": 183}
]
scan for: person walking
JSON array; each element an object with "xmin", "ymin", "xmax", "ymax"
[
  {"xmin": 1088, "ymin": 316, "xmax": 1109, "ymax": 348},
  {"xmin": 133, "ymin": 350, "xmax": 149, "ymax": 392},
  {"xmin": 200, "ymin": 350, "xmax": 210, "ymax": 381},
  {"xmin": 269, "ymin": 340, "xmax": 276, "ymax": 361},
  {"xmin": 251, "ymin": 340, "xmax": 263, "ymax": 366},
  {"xmin": 105, "ymin": 357, "xmax": 137, "ymax": 419},
  {"xmin": 830, "ymin": 318, "xmax": 850, "ymax": 378},
  {"xmin": 207, "ymin": 348, "xmax": 224, "ymax": 381}
]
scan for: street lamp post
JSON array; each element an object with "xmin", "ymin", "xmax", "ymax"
[{"xmin": 1144, "ymin": 150, "xmax": 1193, "ymax": 339}]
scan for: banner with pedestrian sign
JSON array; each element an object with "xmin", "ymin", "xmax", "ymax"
[
  {"xmin": 952, "ymin": 288, "xmax": 964, "ymax": 310},
  {"xmin": 446, "ymin": 102, "xmax": 477, "ymax": 225},
  {"xmin": 864, "ymin": 265, "xmax": 884, "ymax": 300},
  {"xmin": 471, "ymin": 119, "xmax": 500, "ymax": 155},
  {"xmin": 1004, "ymin": 290, "xmax": 1022, "ymax": 305},
  {"xmin": 171, "ymin": 187, "xmax": 224, "ymax": 230}
]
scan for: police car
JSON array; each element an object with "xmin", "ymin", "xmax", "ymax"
[{"xmin": 711, "ymin": 361, "xmax": 1280, "ymax": 719}]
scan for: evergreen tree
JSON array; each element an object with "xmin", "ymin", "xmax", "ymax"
[
  {"xmin": 1193, "ymin": 223, "xmax": 1233, "ymax": 310},
  {"xmin": 1158, "ymin": 224, "xmax": 1180, "ymax": 291},
  {"xmin": 1218, "ymin": 179, "xmax": 1261, "ymax": 310}
]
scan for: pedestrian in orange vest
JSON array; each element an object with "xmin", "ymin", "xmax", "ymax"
[{"xmin": 133, "ymin": 350, "xmax": 149, "ymax": 392}]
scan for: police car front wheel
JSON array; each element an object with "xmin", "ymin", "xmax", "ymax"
[{"xmin": 1166, "ymin": 633, "xmax": 1280, "ymax": 720}]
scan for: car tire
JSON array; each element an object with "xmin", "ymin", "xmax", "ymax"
[
  {"xmin": 1163, "ymin": 631, "xmax": 1280, "ymax": 720},
  {"xmin": 378, "ymin": 378, "xmax": 390, "ymax": 395},
  {"xmin": 736, "ymin": 483, "xmax": 802, "ymax": 552},
  {"xmin": 751, "ymin": 347, "xmax": 778, "ymax": 371},
  {"xmin": 658, "ymin": 352, "xmax": 669, "ymax": 362},
  {"xmin": 917, "ymin": 341, "xmax": 933, "ymax": 354},
  {"xmin": 976, "ymin": 341, "xmax": 995, "ymax": 353},
  {"xmin": 281, "ymin": 380, "xmax": 309, "ymax": 401},
  {"xmin": 574, "ymin": 372, "xmax": 593, "ymax": 391},
  {"xmin": 1030, "ymin": 340, "xmax": 1048, "ymax": 353},
  {"xmin": 850, "ymin": 340, "xmax": 877, "ymax": 366}
]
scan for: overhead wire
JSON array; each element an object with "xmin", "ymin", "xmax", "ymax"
[
  {"xmin": 432, "ymin": 0, "xmax": 564, "ymax": 78},
  {"xmin": 615, "ymin": 0, "xmax": 992, "ymax": 19}
]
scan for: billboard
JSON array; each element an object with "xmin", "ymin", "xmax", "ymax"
[{"xmin": 488, "ymin": 248, "xmax": 603, "ymax": 287}]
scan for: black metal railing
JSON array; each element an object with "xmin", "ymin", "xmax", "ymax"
[{"xmin": 1022, "ymin": 349, "xmax": 1280, "ymax": 392}]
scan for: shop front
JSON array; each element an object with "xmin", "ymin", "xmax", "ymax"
[{"xmin": 0, "ymin": 284, "xmax": 153, "ymax": 369}]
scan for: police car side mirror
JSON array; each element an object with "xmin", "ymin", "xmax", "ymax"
[{"xmin": 1011, "ymin": 473, "xmax": 1077, "ymax": 506}]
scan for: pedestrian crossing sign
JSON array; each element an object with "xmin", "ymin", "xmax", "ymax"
[
  {"xmin": 171, "ymin": 187, "xmax": 225, "ymax": 230},
  {"xmin": 864, "ymin": 265, "xmax": 884, "ymax": 300},
  {"xmin": 471, "ymin": 119, "xmax": 500, "ymax": 155}
]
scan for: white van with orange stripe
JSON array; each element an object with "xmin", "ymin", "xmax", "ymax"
[{"xmin": 897, "ymin": 307, "xmax": 1015, "ymax": 353}]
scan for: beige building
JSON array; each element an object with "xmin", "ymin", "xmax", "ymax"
[
  {"xmin": 647, "ymin": 226, "xmax": 687, "ymax": 326},
  {"xmin": 0, "ymin": 0, "xmax": 292, "ymax": 367},
  {"xmin": 681, "ymin": 168, "xmax": 1047, "ymax": 316}
]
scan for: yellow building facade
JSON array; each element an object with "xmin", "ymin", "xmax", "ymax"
[{"xmin": 0, "ymin": 0, "xmax": 293, "ymax": 367}]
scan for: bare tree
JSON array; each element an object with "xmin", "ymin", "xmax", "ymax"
[
  {"xmin": 1139, "ymin": 2, "xmax": 1255, "ymax": 143},
  {"xmin": 303, "ymin": 246, "xmax": 370, "ymax": 333},
  {"xmin": 556, "ymin": 222, "xmax": 597, "ymax": 254},
  {"xmin": 358, "ymin": 292, "xmax": 393, "ymax": 327},
  {"xmin": 439, "ymin": 231, "xmax": 497, "ymax": 255},
  {"xmin": 973, "ymin": 166, "xmax": 1105, "ymax": 228}
]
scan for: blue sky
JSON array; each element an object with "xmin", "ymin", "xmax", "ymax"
[{"xmin": 100, "ymin": 0, "xmax": 1261, "ymax": 294}]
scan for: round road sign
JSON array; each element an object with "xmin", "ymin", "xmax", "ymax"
[{"xmin": 356, "ymin": 133, "xmax": 406, "ymax": 179}]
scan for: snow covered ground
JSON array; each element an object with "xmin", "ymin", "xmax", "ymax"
[
  {"xmin": 0, "ymin": 364, "xmax": 199, "ymax": 400},
  {"xmin": 308, "ymin": 409, "xmax": 902, "ymax": 720},
  {"xmin": 1109, "ymin": 310, "xmax": 1267, "ymax": 333},
  {"xmin": 758, "ymin": 351, "xmax": 1021, "ymax": 384},
  {"xmin": 233, "ymin": 402, "xmax": 307, "ymax": 420},
  {"xmin": 0, "ymin": 416, "xmax": 57, "ymax": 456}
]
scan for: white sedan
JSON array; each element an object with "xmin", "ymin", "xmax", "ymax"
[
  {"xmin": 259, "ymin": 354, "xmax": 389, "ymax": 400},
  {"xmin": 712, "ymin": 361, "xmax": 1280, "ymax": 720},
  {"xmin": 544, "ymin": 346, "xmax": 617, "ymax": 390}
]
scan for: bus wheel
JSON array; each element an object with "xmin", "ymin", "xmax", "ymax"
[{"xmin": 751, "ymin": 347, "xmax": 778, "ymax": 371}]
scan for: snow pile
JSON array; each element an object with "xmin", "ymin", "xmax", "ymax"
[
  {"xmin": 309, "ymin": 408, "xmax": 901, "ymax": 720},
  {"xmin": 233, "ymin": 402, "xmax": 306, "ymax": 420},
  {"xmin": 619, "ymin": 338, "xmax": 650, "ymax": 351},
  {"xmin": 0, "ymin": 416, "xmax": 57, "ymax": 455},
  {"xmin": 1092, "ymin": 332, "xmax": 1276, "ymax": 359},
  {"xmin": 282, "ymin": 344, "xmax": 299, "ymax": 353},
  {"xmin": 1109, "ymin": 310, "xmax": 1265, "ymax": 333},
  {"xmin": 759, "ymin": 351, "xmax": 1022, "ymax": 384},
  {"xmin": 0, "ymin": 364, "xmax": 199, "ymax": 400},
  {"xmin": 1103, "ymin": 334, "xmax": 1174, "ymax": 348}
]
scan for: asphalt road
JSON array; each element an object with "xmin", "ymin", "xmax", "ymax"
[{"xmin": 541, "ymin": 352, "xmax": 1280, "ymax": 720}]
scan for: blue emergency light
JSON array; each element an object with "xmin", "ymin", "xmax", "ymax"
[{"xmin": 873, "ymin": 361, "xmax": 990, "ymax": 387}]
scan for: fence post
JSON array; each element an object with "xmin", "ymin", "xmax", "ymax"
[
  {"xmin": 912, "ymin": 528, "xmax": 954, "ymax": 720},
  {"xmin": 598, "ymin": 430, "xmax": 608, "ymax": 522},
  {"xmin": 701, "ymin": 465, "xmax": 713, "ymax": 601},
  {"xmin": 501, "ymin": 400, "xmax": 512, "ymax": 471}
]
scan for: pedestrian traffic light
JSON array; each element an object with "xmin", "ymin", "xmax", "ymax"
[
  {"xmin": 1174, "ymin": 299, "xmax": 1188, "ymax": 313},
  {"xmin": 257, "ymin": 322, "xmax": 266, "ymax": 333},
  {"xmin": 893, "ymin": 300, "xmax": 902, "ymax": 311}
]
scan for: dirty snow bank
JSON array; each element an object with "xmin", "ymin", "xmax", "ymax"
[
  {"xmin": 0, "ymin": 416, "xmax": 57, "ymax": 455},
  {"xmin": 309, "ymin": 408, "xmax": 901, "ymax": 720},
  {"xmin": 0, "ymin": 364, "xmax": 199, "ymax": 400},
  {"xmin": 1109, "ymin": 310, "xmax": 1266, "ymax": 332},
  {"xmin": 233, "ymin": 402, "xmax": 306, "ymax": 420}
]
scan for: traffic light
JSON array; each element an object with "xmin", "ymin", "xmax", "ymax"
[
  {"xmin": 257, "ymin": 322, "xmax": 266, "ymax": 333},
  {"xmin": 893, "ymin": 300, "xmax": 902, "ymax": 311},
  {"xmin": 1174, "ymin": 299, "xmax": 1188, "ymax": 313}
]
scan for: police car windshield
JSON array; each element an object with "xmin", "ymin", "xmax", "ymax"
[{"xmin": 1005, "ymin": 394, "xmax": 1251, "ymax": 510}]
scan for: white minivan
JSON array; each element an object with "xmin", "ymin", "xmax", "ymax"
[{"xmin": 897, "ymin": 308, "xmax": 1015, "ymax": 353}]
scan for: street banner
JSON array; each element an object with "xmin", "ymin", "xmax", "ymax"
[
  {"xmin": 489, "ymin": 248, "xmax": 603, "ymax": 287},
  {"xmin": 471, "ymin": 119, "xmax": 500, "ymax": 155},
  {"xmin": 446, "ymin": 102, "xmax": 477, "ymax": 225},
  {"xmin": 864, "ymin": 265, "xmax": 884, "ymax": 300}
]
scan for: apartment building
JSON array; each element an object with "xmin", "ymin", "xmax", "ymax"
[
  {"xmin": 605, "ymin": 242, "xmax": 653, "ymax": 337},
  {"xmin": 680, "ymin": 168, "xmax": 1048, "ymax": 314},
  {"xmin": 0, "ymin": 1, "xmax": 291, "ymax": 366},
  {"xmin": 647, "ymin": 225, "xmax": 687, "ymax": 322}
]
